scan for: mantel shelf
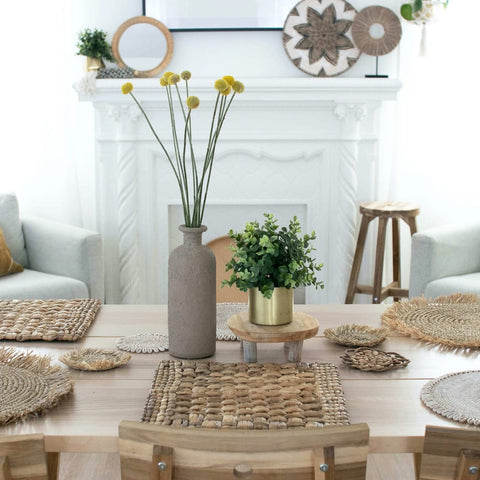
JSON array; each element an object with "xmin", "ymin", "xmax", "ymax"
[{"xmin": 79, "ymin": 77, "xmax": 402, "ymax": 105}]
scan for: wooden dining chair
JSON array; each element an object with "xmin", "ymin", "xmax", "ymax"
[
  {"xmin": 119, "ymin": 421, "xmax": 369, "ymax": 480},
  {"xmin": 206, "ymin": 235, "xmax": 248, "ymax": 303},
  {"xmin": 417, "ymin": 425, "xmax": 480, "ymax": 480},
  {"xmin": 0, "ymin": 433, "xmax": 57, "ymax": 480}
]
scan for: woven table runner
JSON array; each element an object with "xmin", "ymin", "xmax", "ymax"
[
  {"xmin": 0, "ymin": 347, "xmax": 74, "ymax": 425},
  {"xmin": 142, "ymin": 360, "xmax": 349, "ymax": 429},
  {"xmin": 421, "ymin": 370, "xmax": 480, "ymax": 426},
  {"xmin": 382, "ymin": 293, "xmax": 480, "ymax": 348},
  {"xmin": 0, "ymin": 298, "xmax": 101, "ymax": 341},
  {"xmin": 117, "ymin": 303, "xmax": 246, "ymax": 353}
]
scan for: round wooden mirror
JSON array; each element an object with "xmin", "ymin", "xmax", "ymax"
[{"xmin": 112, "ymin": 16, "xmax": 173, "ymax": 78}]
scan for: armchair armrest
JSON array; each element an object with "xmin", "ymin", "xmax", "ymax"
[
  {"xmin": 21, "ymin": 217, "xmax": 104, "ymax": 301},
  {"xmin": 409, "ymin": 223, "xmax": 480, "ymax": 298}
]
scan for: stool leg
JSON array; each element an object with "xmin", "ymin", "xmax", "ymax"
[
  {"xmin": 407, "ymin": 216, "xmax": 418, "ymax": 236},
  {"xmin": 373, "ymin": 217, "xmax": 388, "ymax": 304},
  {"xmin": 243, "ymin": 341, "xmax": 257, "ymax": 363},
  {"xmin": 345, "ymin": 215, "xmax": 372, "ymax": 303},
  {"xmin": 392, "ymin": 217, "xmax": 401, "ymax": 301}
]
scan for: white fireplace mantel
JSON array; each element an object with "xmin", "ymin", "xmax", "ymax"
[{"xmin": 80, "ymin": 77, "xmax": 402, "ymax": 304}]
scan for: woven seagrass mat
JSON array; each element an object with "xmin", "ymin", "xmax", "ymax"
[
  {"xmin": 142, "ymin": 360, "xmax": 349, "ymax": 429},
  {"xmin": 59, "ymin": 348, "xmax": 131, "ymax": 371},
  {"xmin": 421, "ymin": 370, "xmax": 480, "ymax": 426},
  {"xmin": 382, "ymin": 293, "xmax": 480, "ymax": 348},
  {"xmin": 0, "ymin": 298, "xmax": 101, "ymax": 342},
  {"xmin": 0, "ymin": 347, "xmax": 74, "ymax": 425},
  {"xmin": 117, "ymin": 303, "xmax": 245, "ymax": 353}
]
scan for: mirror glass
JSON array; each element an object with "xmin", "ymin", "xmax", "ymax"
[{"xmin": 112, "ymin": 16, "xmax": 173, "ymax": 77}]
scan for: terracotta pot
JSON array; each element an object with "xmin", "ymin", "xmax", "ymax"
[
  {"xmin": 168, "ymin": 225, "xmax": 216, "ymax": 358},
  {"xmin": 248, "ymin": 287, "xmax": 294, "ymax": 325}
]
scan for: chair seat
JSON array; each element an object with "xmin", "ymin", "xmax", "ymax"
[
  {"xmin": 0, "ymin": 269, "xmax": 89, "ymax": 300},
  {"xmin": 424, "ymin": 272, "xmax": 480, "ymax": 298}
]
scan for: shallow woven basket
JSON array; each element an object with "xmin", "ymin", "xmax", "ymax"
[
  {"xmin": 340, "ymin": 347, "xmax": 410, "ymax": 372},
  {"xmin": 59, "ymin": 348, "xmax": 131, "ymax": 371},
  {"xmin": 324, "ymin": 324, "xmax": 387, "ymax": 347},
  {"xmin": 382, "ymin": 293, "xmax": 480, "ymax": 348},
  {"xmin": 0, "ymin": 347, "xmax": 74, "ymax": 425}
]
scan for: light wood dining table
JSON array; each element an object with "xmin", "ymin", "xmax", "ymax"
[{"xmin": 1, "ymin": 304, "xmax": 479, "ymax": 457}]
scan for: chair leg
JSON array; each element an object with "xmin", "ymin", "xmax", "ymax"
[
  {"xmin": 392, "ymin": 218, "xmax": 401, "ymax": 302},
  {"xmin": 372, "ymin": 217, "xmax": 388, "ymax": 304},
  {"xmin": 345, "ymin": 215, "xmax": 372, "ymax": 304}
]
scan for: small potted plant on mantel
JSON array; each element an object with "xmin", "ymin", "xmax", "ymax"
[
  {"xmin": 76, "ymin": 28, "xmax": 115, "ymax": 71},
  {"xmin": 222, "ymin": 213, "xmax": 324, "ymax": 325}
]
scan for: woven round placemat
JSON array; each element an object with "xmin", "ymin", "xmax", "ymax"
[
  {"xmin": 0, "ymin": 298, "xmax": 101, "ymax": 341},
  {"xmin": 0, "ymin": 347, "xmax": 74, "ymax": 426},
  {"xmin": 142, "ymin": 360, "xmax": 350, "ymax": 429},
  {"xmin": 382, "ymin": 293, "xmax": 480, "ymax": 348},
  {"xmin": 324, "ymin": 324, "xmax": 387, "ymax": 347},
  {"xmin": 117, "ymin": 303, "xmax": 245, "ymax": 353},
  {"xmin": 421, "ymin": 370, "xmax": 480, "ymax": 426},
  {"xmin": 59, "ymin": 348, "xmax": 131, "ymax": 371},
  {"xmin": 340, "ymin": 347, "xmax": 410, "ymax": 372}
]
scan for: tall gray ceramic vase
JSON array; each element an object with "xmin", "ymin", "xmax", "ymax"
[{"xmin": 168, "ymin": 225, "xmax": 216, "ymax": 359}]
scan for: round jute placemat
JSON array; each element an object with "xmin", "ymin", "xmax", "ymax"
[
  {"xmin": 117, "ymin": 303, "xmax": 246, "ymax": 353},
  {"xmin": 324, "ymin": 324, "xmax": 387, "ymax": 347},
  {"xmin": 421, "ymin": 370, "xmax": 480, "ymax": 426},
  {"xmin": 59, "ymin": 348, "xmax": 131, "ymax": 371},
  {"xmin": 0, "ymin": 347, "xmax": 74, "ymax": 426},
  {"xmin": 382, "ymin": 293, "xmax": 480, "ymax": 348}
]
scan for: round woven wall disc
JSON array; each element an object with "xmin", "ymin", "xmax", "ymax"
[
  {"xmin": 283, "ymin": 0, "xmax": 361, "ymax": 77},
  {"xmin": 351, "ymin": 6, "xmax": 402, "ymax": 56}
]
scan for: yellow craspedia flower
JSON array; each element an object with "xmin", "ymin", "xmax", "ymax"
[
  {"xmin": 220, "ymin": 86, "xmax": 232, "ymax": 96},
  {"xmin": 186, "ymin": 96, "xmax": 200, "ymax": 109},
  {"xmin": 168, "ymin": 74, "xmax": 181, "ymax": 85},
  {"xmin": 181, "ymin": 70, "xmax": 191, "ymax": 80},
  {"xmin": 223, "ymin": 75, "xmax": 235, "ymax": 86},
  {"xmin": 214, "ymin": 78, "xmax": 229, "ymax": 93},
  {"xmin": 160, "ymin": 77, "xmax": 168, "ymax": 87},
  {"xmin": 121, "ymin": 82, "xmax": 133, "ymax": 94},
  {"xmin": 232, "ymin": 81, "xmax": 245, "ymax": 94},
  {"xmin": 162, "ymin": 71, "xmax": 174, "ymax": 81}
]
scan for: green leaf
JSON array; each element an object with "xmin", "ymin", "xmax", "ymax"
[
  {"xmin": 400, "ymin": 3, "xmax": 414, "ymax": 20},
  {"xmin": 413, "ymin": 0, "xmax": 423, "ymax": 13}
]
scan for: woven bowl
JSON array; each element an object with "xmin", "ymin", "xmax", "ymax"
[
  {"xmin": 340, "ymin": 347, "xmax": 410, "ymax": 372},
  {"xmin": 59, "ymin": 348, "xmax": 131, "ymax": 371},
  {"xmin": 324, "ymin": 324, "xmax": 387, "ymax": 347}
]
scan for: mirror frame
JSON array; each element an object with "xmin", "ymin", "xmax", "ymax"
[{"xmin": 112, "ymin": 16, "xmax": 174, "ymax": 78}]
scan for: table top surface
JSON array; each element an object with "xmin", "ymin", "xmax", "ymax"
[{"xmin": 1, "ymin": 303, "xmax": 479, "ymax": 454}]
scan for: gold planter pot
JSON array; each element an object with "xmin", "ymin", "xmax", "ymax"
[
  {"xmin": 248, "ymin": 287, "xmax": 294, "ymax": 325},
  {"xmin": 86, "ymin": 57, "xmax": 105, "ymax": 72}
]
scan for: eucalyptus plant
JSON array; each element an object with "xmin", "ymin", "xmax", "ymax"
[
  {"xmin": 222, "ymin": 214, "xmax": 324, "ymax": 299},
  {"xmin": 76, "ymin": 28, "xmax": 115, "ymax": 62},
  {"xmin": 400, "ymin": 0, "xmax": 449, "ymax": 21}
]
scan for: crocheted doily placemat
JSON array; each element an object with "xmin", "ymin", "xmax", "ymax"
[
  {"xmin": 382, "ymin": 293, "xmax": 480, "ymax": 348},
  {"xmin": 421, "ymin": 370, "xmax": 480, "ymax": 426},
  {"xmin": 117, "ymin": 303, "xmax": 246, "ymax": 353},
  {"xmin": 142, "ymin": 360, "xmax": 349, "ymax": 429},
  {"xmin": 0, "ymin": 298, "xmax": 101, "ymax": 342},
  {"xmin": 0, "ymin": 347, "xmax": 74, "ymax": 425}
]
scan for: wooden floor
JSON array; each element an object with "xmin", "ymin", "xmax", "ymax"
[{"xmin": 59, "ymin": 452, "xmax": 416, "ymax": 479}]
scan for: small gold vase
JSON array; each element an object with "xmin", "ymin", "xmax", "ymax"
[
  {"xmin": 85, "ymin": 57, "xmax": 105, "ymax": 72},
  {"xmin": 248, "ymin": 287, "xmax": 294, "ymax": 325}
]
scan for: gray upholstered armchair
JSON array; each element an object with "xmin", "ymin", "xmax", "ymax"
[
  {"xmin": 409, "ymin": 223, "xmax": 480, "ymax": 298},
  {"xmin": 0, "ymin": 193, "xmax": 104, "ymax": 301}
]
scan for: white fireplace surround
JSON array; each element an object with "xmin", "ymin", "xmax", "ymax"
[{"xmin": 81, "ymin": 77, "xmax": 401, "ymax": 304}]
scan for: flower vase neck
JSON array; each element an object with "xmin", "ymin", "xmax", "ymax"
[{"xmin": 179, "ymin": 225, "xmax": 208, "ymax": 246}]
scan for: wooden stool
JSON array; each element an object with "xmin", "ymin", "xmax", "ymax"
[{"xmin": 345, "ymin": 201, "xmax": 420, "ymax": 304}]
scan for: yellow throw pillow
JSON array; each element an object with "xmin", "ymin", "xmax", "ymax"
[{"xmin": 0, "ymin": 227, "xmax": 23, "ymax": 276}]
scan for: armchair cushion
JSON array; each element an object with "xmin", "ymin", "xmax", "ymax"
[
  {"xmin": 0, "ymin": 269, "xmax": 88, "ymax": 300},
  {"xmin": 0, "ymin": 193, "xmax": 28, "ymax": 266},
  {"xmin": 0, "ymin": 227, "xmax": 23, "ymax": 276},
  {"xmin": 424, "ymin": 272, "xmax": 480, "ymax": 298}
]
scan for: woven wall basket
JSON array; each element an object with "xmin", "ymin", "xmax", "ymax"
[{"xmin": 382, "ymin": 293, "xmax": 480, "ymax": 348}]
